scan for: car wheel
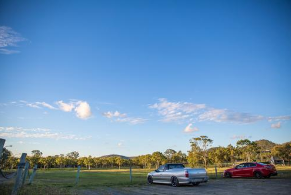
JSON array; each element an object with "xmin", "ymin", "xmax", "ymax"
[
  {"xmin": 225, "ymin": 172, "xmax": 232, "ymax": 178},
  {"xmin": 171, "ymin": 176, "xmax": 180, "ymax": 187},
  {"xmin": 254, "ymin": 171, "xmax": 263, "ymax": 179},
  {"xmin": 192, "ymin": 182, "xmax": 200, "ymax": 186},
  {"xmin": 147, "ymin": 176, "xmax": 153, "ymax": 184}
]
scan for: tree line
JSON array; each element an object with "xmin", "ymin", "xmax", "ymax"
[{"xmin": 1, "ymin": 137, "xmax": 290, "ymax": 170}]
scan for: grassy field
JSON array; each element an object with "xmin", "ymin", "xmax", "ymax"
[{"xmin": 1, "ymin": 166, "xmax": 291, "ymax": 194}]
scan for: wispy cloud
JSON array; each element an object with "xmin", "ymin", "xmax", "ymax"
[
  {"xmin": 271, "ymin": 122, "xmax": 281, "ymax": 129},
  {"xmin": 149, "ymin": 98, "xmax": 290, "ymax": 126},
  {"xmin": 230, "ymin": 135, "xmax": 252, "ymax": 140},
  {"xmin": 19, "ymin": 101, "xmax": 57, "ymax": 110},
  {"xmin": 103, "ymin": 111, "xmax": 126, "ymax": 118},
  {"xmin": 149, "ymin": 98, "xmax": 263, "ymax": 124},
  {"xmin": 0, "ymin": 126, "xmax": 91, "ymax": 140},
  {"xmin": 16, "ymin": 100, "xmax": 92, "ymax": 120},
  {"xmin": 102, "ymin": 110, "xmax": 146, "ymax": 125},
  {"xmin": 149, "ymin": 98, "xmax": 205, "ymax": 123},
  {"xmin": 268, "ymin": 116, "xmax": 291, "ymax": 122},
  {"xmin": 198, "ymin": 108, "xmax": 264, "ymax": 123},
  {"xmin": 183, "ymin": 123, "xmax": 199, "ymax": 133},
  {"xmin": 0, "ymin": 26, "xmax": 26, "ymax": 54}
]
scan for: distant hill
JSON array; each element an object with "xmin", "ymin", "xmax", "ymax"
[
  {"xmin": 100, "ymin": 154, "xmax": 134, "ymax": 159},
  {"xmin": 255, "ymin": 139, "xmax": 276, "ymax": 151}
]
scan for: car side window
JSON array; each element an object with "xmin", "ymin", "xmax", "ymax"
[
  {"xmin": 237, "ymin": 164, "xmax": 244, "ymax": 169},
  {"xmin": 158, "ymin": 165, "xmax": 165, "ymax": 171},
  {"xmin": 249, "ymin": 163, "xmax": 256, "ymax": 167}
]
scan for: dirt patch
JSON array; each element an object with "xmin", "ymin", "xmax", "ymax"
[{"xmin": 79, "ymin": 178, "xmax": 291, "ymax": 195}]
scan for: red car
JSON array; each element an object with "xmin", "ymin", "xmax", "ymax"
[{"xmin": 224, "ymin": 162, "xmax": 277, "ymax": 179}]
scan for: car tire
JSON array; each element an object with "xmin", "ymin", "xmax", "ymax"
[
  {"xmin": 254, "ymin": 171, "xmax": 263, "ymax": 179},
  {"xmin": 225, "ymin": 172, "xmax": 232, "ymax": 178},
  {"xmin": 171, "ymin": 176, "xmax": 180, "ymax": 187},
  {"xmin": 192, "ymin": 182, "xmax": 200, "ymax": 186},
  {"xmin": 147, "ymin": 176, "xmax": 153, "ymax": 184}
]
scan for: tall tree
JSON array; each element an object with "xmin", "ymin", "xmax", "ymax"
[
  {"xmin": 30, "ymin": 150, "xmax": 43, "ymax": 167},
  {"xmin": 236, "ymin": 139, "xmax": 259, "ymax": 162},
  {"xmin": 66, "ymin": 151, "xmax": 79, "ymax": 168},
  {"xmin": 188, "ymin": 136, "xmax": 213, "ymax": 168},
  {"xmin": 115, "ymin": 157, "xmax": 124, "ymax": 170},
  {"xmin": 151, "ymin": 152, "xmax": 166, "ymax": 169},
  {"xmin": 164, "ymin": 149, "xmax": 177, "ymax": 163},
  {"xmin": 271, "ymin": 142, "xmax": 291, "ymax": 165}
]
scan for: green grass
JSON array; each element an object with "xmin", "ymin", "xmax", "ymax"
[{"xmin": 1, "ymin": 166, "xmax": 291, "ymax": 194}]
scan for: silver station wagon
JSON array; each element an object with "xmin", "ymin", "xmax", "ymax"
[{"xmin": 147, "ymin": 163, "xmax": 208, "ymax": 187}]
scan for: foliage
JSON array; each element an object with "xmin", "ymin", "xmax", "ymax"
[{"xmin": 188, "ymin": 136, "xmax": 213, "ymax": 168}]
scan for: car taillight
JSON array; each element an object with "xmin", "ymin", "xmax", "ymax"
[{"xmin": 185, "ymin": 171, "xmax": 189, "ymax": 178}]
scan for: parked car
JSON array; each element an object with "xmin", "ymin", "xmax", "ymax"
[
  {"xmin": 223, "ymin": 162, "xmax": 277, "ymax": 179},
  {"xmin": 147, "ymin": 163, "xmax": 208, "ymax": 187}
]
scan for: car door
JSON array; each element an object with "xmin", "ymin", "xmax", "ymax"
[
  {"xmin": 244, "ymin": 163, "xmax": 256, "ymax": 177},
  {"xmin": 153, "ymin": 165, "xmax": 165, "ymax": 182},
  {"xmin": 232, "ymin": 163, "xmax": 247, "ymax": 177},
  {"xmin": 162, "ymin": 164, "xmax": 173, "ymax": 183}
]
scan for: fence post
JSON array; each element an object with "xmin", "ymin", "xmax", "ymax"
[
  {"xmin": 75, "ymin": 166, "xmax": 81, "ymax": 185},
  {"xmin": 215, "ymin": 165, "xmax": 217, "ymax": 179},
  {"xmin": 12, "ymin": 153, "xmax": 27, "ymax": 195},
  {"xmin": 28, "ymin": 165, "xmax": 37, "ymax": 185},
  {"xmin": 129, "ymin": 163, "xmax": 132, "ymax": 183},
  {"xmin": 0, "ymin": 138, "xmax": 5, "ymax": 159},
  {"xmin": 21, "ymin": 162, "xmax": 30, "ymax": 186}
]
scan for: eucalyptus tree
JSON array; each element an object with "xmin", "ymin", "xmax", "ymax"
[
  {"xmin": 115, "ymin": 157, "xmax": 124, "ymax": 169},
  {"xmin": 164, "ymin": 149, "xmax": 177, "ymax": 163},
  {"xmin": 188, "ymin": 136, "xmax": 213, "ymax": 168},
  {"xmin": 151, "ymin": 151, "xmax": 166, "ymax": 169},
  {"xmin": 30, "ymin": 150, "xmax": 43, "ymax": 167},
  {"xmin": 236, "ymin": 139, "xmax": 259, "ymax": 162}
]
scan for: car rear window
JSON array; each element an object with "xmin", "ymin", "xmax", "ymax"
[
  {"xmin": 258, "ymin": 163, "xmax": 267, "ymax": 166},
  {"xmin": 168, "ymin": 164, "xmax": 185, "ymax": 169}
]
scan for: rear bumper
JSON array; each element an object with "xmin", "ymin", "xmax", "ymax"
[{"xmin": 180, "ymin": 176, "xmax": 209, "ymax": 184}]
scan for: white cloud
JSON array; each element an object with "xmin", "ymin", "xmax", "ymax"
[
  {"xmin": 0, "ymin": 26, "xmax": 26, "ymax": 54},
  {"xmin": 56, "ymin": 101, "xmax": 75, "ymax": 112},
  {"xmin": 116, "ymin": 117, "xmax": 147, "ymax": 125},
  {"xmin": 74, "ymin": 101, "xmax": 92, "ymax": 119},
  {"xmin": 198, "ymin": 108, "xmax": 264, "ymax": 124},
  {"xmin": 117, "ymin": 142, "xmax": 123, "ymax": 147},
  {"xmin": 268, "ymin": 116, "xmax": 291, "ymax": 122},
  {"xmin": 271, "ymin": 122, "xmax": 281, "ymax": 129},
  {"xmin": 21, "ymin": 101, "xmax": 56, "ymax": 110},
  {"xmin": 0, "ymin": 126, "xmax": 91, "ymax": 140},
  {"xmin": 36, "ymin": 102, "xmax": 57, "ymax": 110},
  {"xmin": 183, "ymin": 123, "xmax": 199, "ymax": 133},
  {"xmin": 103, "ymin": 111, "xmax": 126, "ymax": 118},
  {"xmin": 230, "ymin": 135, "xmax": 252, "ymax": 140},
  {"xmin": 103, "ymin": 110, "xmax": 146, "ymax": 125},
  {"xmin": 17, "ymin": 100, "xmax": 92, "ymax": 120},
  {"xmin": 149, "ymin": 98, "xmax": 205, "ymax": 122},
  {"xmin": 150, "ymin": 98, "xmax": 266, "ymax": 124}
]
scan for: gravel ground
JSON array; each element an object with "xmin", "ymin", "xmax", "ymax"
[{"xmin": 80, "ymin": 178, "xmax": 291, "ymax": 195}]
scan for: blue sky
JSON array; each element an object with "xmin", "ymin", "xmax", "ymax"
[{"xmin": 0, "ymin": 0, "xmax": 291, "ymax": 157}]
